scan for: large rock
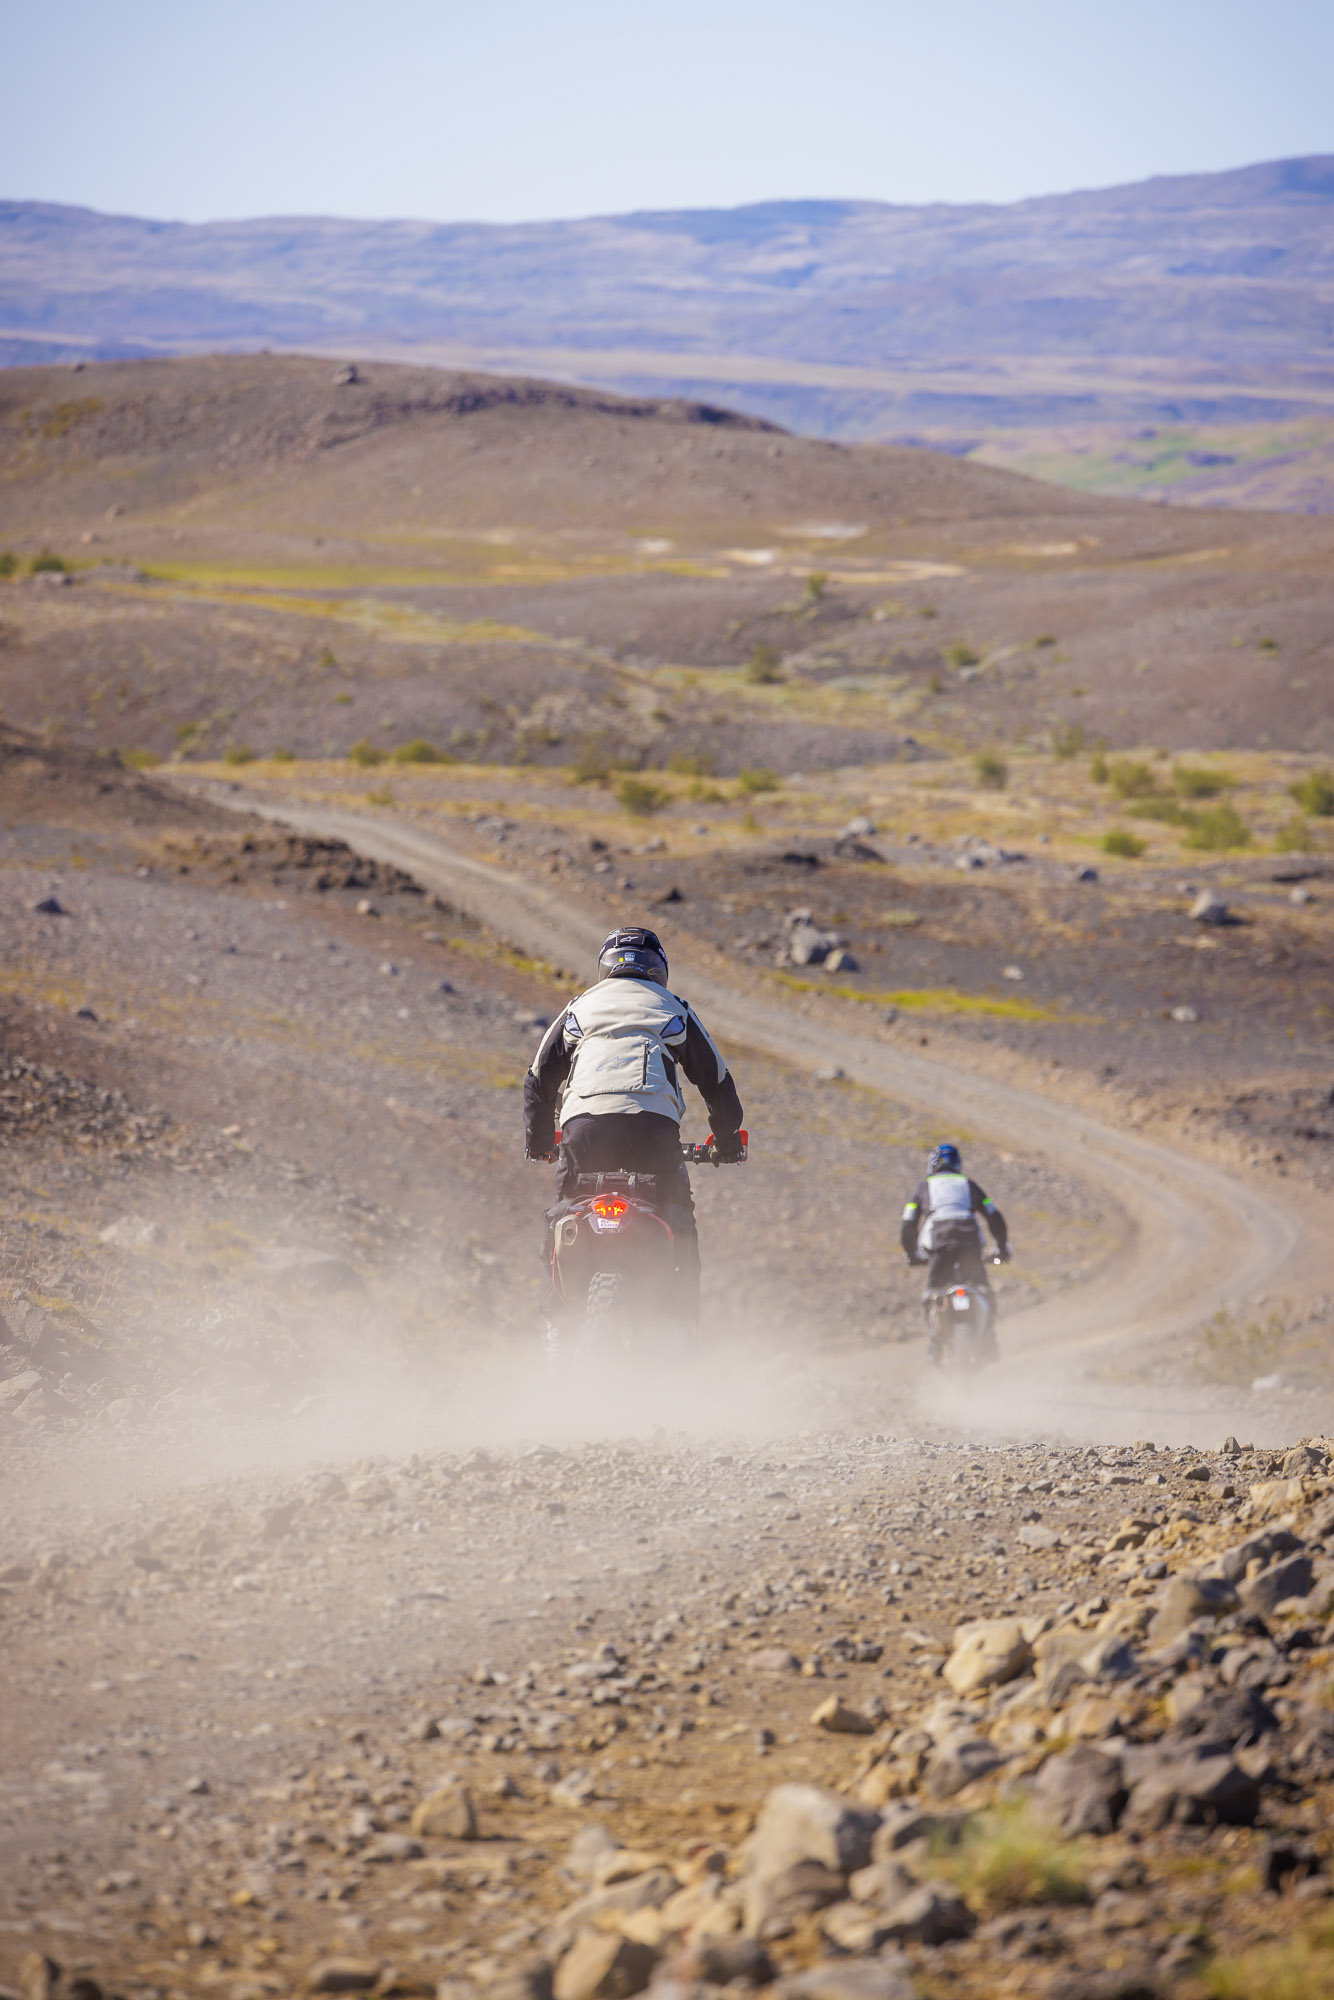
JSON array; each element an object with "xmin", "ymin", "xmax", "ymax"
[
  {"xmin": 943, "ymin": 1618, "xmax": 1033, "ymax": 1696},
  {"xmin": 1149, "ymin": 1574, "xmax": 1238, "ymax": 1643},
  {"xmin": 1213, "ymin": 1526, "xmax": 1304, "ymax": 1583},
  {"xmin": 1032, "ymin": 1744, "xmax": 1128, "ymax": 1836},
  {"xmin": 1190, "ymin": 890, "xmax": 1229, "ymax": 925},
  {"xmin": 307, "ymin": 1963, "xmax": 382, "ymax": 1994},
  {"xmin": 744, "ymin": 1860, "xmax": 846, "ymax": 1937},
  {"xmin": 747, "ymin": 1785, "xmax": 881, "ymax": 1878},
  {"xmin": 922, "ymin": 1731, "xmax": 1004, "ymax": 1800},
  {"xmin": 1237, "ymin": 1552, "xmax": 1316, "ymax": 1616},
  {"xmin": 410, "ymin": 1779, "xmax": 478, "ymax": 1840},
  {"xmin": 1124, "ymin": 1752, "xmax": 1261, "ymax": 1830},
  {"xmin": 810, "ymin": 1695, "xmax": 876, "ymax": 1735},
  {"xmin": 779, "ymin": 1960, "xmax": 917, "ymax": 2000},
  {"xmin": 553, "ymin": 1931, "xmax": 655, "ymax": 2000}
]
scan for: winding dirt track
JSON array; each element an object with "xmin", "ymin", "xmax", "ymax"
[{"xmin": 195, "ymin": 786, "xmax": 1301, "ymax": 1382}]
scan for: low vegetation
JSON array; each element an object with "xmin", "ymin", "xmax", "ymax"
[
  {"xmin": 617, "ymin": 776, "xmax": 667, "ymax": 816},
  {"xmin": 973, "ymin": 748, "xmax": 1008, "ymax": 790},
  {"xmin": 1291, "ymin": 768, "xmax": 1334, "ymax": 817},
  {"xmin": 936, "ymin": 1802, "xmax": 1089, "ymax": 1914},
  {"xmin": 1182, "ymin": 802, "xmax": 1251, "ymax": 850},
  {"xmin": 348, "ymin": 739, "xmax": 385, "ymax": 767},
  {"xmin": 746, "ymin": 643, "xmax": 783, "ymax": 684},
  {"xmin": 392, "ymin": 737, "xmax": 452, "ymax": 764},
  {"xmin": 1102, "ymin": 828, "xmax": 1146, "ymax": 857},
  {"xmin": 1203, "ymin": 1924, "xmax": 1334, "ymax": 2000},
  {"xmin": 737, "ymin": 767, "xmax": 781, "ymax": 794},
  {"xmin": 1195, "ymin": 1304, "xmax": 1288, "ymax": 1385},
  {"xmin": 223, "ymin": 743, "xmax": 257, "ymax": 766},
  {"xmin": 30, "ymin": 548, "xmax": 67, "ymax": 574}
]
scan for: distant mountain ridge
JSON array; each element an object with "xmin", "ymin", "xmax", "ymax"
[{"xmin": 4, "ymin": 158, "xmax": 1334, "ymax": 505}]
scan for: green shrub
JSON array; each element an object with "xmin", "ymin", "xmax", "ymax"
[
  {"xmin": 122, "ymin": 748, "xmax": 161, "ymax": 769},
  {"xmin": 223, "ymin": 743, "xmax": 256, "ymax": 766},
  {"xmin": 30, "ymin": 548, "xmax": 67, "ymax": 573},
  {"xmin": 947, "ymin": 640, "xmax": 981, "ymax": 670},
  {"xmin": 1033, "ymin": 633, "xmax": 1057, "ymax": 648},
  {"xmin": 572, "ymin": 732, "xmax": 613, "ymax": 784},
  {"xmin": 667, "ymin": 750, "xmax": 715, "ymax": 776},
  {"xmin": 0, "ymin": 550, "xmax": 17, "ymax": 577},
  {"xmin": 1257, "ymin": 636, "xmax": 1279, "ymax": 654},
  {"xmin": 1203, "ymin": 1923, "xmax": 1334, "ymax": 1999},
  {"xmin": 1274, "ymin": 817, "xmax": 1313, "ymax": 853},
  {"xmin": 1089, "ymin": 747, "xmax": 1109, "ymax": 783},
  {"xmin": 1051, "ymin": 722, "xmax": 1085, "ymax": 758},
  {"xmin": 348, "ymin": 739, "xmax": 385, "ymax": 767},
  {"xmin": 937, "ymin": 1801, "xmax": 1088, "ymax": 1915},
  {"xmin": 1182, "ymin": 802, "xmax": 1251, "ymax": 850},
  {"xmin": 617, "ymin": 777, "xmax": 666, "ymax": 817},
  {"xmin": 393, "ymin": 737, "xmax": 451, "ymax": 764},
  {"xmin": 1107, "ymin": 758, "xmax": 1159, "ymax": 798},
  {"xmin": 269, "ymin": 747, "xmax": 296, "ymax": 762},
  {"xmin": 1103, "ymin": 829, "xmax": 1146, "ymax": 857},
  {"xmin": 806, "ymin": 571, "xmax": 828, "ymax": 601},
  {"xmin": 1290, "ymin": 769, "xmax": 1334, "ymax": 817},
  {"xmin": 737, "ymin": 766, "xmax": 780, "ymax": 794},
  {"xmin": 973, "ymin": 748, "xmax": 1008, "ymax": 790},
  {"xmin": 1174, "ymin": 763, "xmax": 1230, "ymax": 798},
  {"xmin": 746, "ymin": 643, "xmax": 783, "ymax": 684},
  {"xmin": 1127, "ymin": 795, "xmax": 1186, "ymax": 823}
]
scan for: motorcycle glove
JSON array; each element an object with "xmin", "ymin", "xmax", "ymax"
[
  {"xmin": 711, "ymin": 1129, "xmax": 746, "ymax": 1163},
  {"xmin": 525, "ymin": 1145, "xmax": 558, "ymax": 1163}
]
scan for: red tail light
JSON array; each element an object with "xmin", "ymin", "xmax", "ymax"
[{"xmin": 592, "ymin": 1196, "xmax": 628, "ymax": 1220}]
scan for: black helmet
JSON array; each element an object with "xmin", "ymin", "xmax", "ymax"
[
  {"xmin": 928, "ymin": 1141, "xmax": 962, "ymax": 1175},
  {"xmin": 598, "ymin": 927, "xmax": 668, "ymax": 985}
]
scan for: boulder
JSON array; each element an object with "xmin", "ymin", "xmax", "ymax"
[
  {"xmin": 307, "ymin": 1964, "xmax": 382, "ymax": 1995},
  {"xmin": 1149, "ymin": 1574, "xmax": 1238, "ymax": 1643},
  {"xmin": 553, "ymin": 1931, "xmax": 655, "ymax": 2000},
  {"xmin": 1213, "ymin": 1527, "xmax": 1304, "ymax": 1583},
  {"xmin": 922, "ymin": 1732, "xmax": 1004, "ymax": 1800},
  {"xmin": 943, "ymin": 1617, "xmax": 1033, "ymax": 1696},
  {"xmin": 747, "ymin": 1784, "xmax": 880, "ymax": 1878},
  {"xmin": 1032, "ymin": 1744, "xmax": 1128, "ymax": 1836},
  {"xmin": 1237, "ymin": 1552, "xmax": 1316, "ymax": 1617},
  {"xmin": 810, "ymin": 1695, "xmax": 876, "ymax": 1735},
  {"xmin": 1190, "ymin": 890, "xmax": 1228, "ymax": 925},
  {"xmin": 779, "ymin": 1960, "xmax": 917, "ymax": 2000},
  {"xmin": 1123, "ymin": 1751, "xmax": 1260, "ymax": 1830},
  {"xmin": 743, "ymin": 1859, "xmax": 846, "ymax": 1937}
]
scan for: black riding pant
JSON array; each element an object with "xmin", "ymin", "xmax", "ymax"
[
  {"xmin": 540, "ymin": 1112, "xmax": 699, "ymax": 1321},
  {"xmin": 924, "ymin": 1234, "xmax": 992, "ymax": 1297}
]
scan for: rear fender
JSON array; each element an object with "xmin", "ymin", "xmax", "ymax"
[{"xmin": 553, "ymin": 1202, "xmax": 675, "ymax": 1302}]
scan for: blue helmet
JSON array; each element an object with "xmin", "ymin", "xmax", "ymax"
[{"xmin": 928, "ymin": 1142, "xmax": 962, "ymax": 1176}]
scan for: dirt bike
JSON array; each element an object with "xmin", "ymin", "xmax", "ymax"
[
  {"xmin": 921, "ymin": 1252, "xmax": 1004, "ymax": 1376},
  {"xmin": 546, "ymin": 1130, "xmax": 747, "ymax": 1362}
]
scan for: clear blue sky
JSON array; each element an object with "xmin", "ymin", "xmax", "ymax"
[{"xmin": 3, "ymin": 0, "xmax": 1331, "ymax": 223}]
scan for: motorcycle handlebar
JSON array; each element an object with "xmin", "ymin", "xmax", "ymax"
[{"xmin": 682, "ymin": 1127, "xmax": 749, "ymax": 1166}]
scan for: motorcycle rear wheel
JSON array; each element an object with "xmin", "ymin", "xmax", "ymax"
[{"xmin": 582, "ymin": 1268, "xmax": 626, "ymax": 1356}]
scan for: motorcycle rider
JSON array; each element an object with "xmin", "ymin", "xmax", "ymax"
[
  {"xmin": 524, "ymin": 926, "xmax": 744, "ymax": 1350},
  {"xmin": 900, "ymin": 1142, "xmax": 1009, "ymax": 1358}
]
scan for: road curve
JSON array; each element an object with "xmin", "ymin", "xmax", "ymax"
[{"xmin": 194, "ymin": 786, "xmax": 1299, "ymax": 1368}]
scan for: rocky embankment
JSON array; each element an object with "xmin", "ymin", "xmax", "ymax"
[{"xmin": 5, "ymin": 1431, "xmax": 1334, "ymax": 2000}]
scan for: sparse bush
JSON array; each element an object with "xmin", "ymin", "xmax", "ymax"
[
  {"xmin": 1107, "ymin": 758, "xmax": 1159, "ymax": 798},
  {"xmin": 1183, "ymin": 802, "xmax": 1251, "ymax": 850},
  {"xmin": 1034, "ymin": 633, "xmax": 1057, "ymax": 648},
  {"xmin": 1274, "ymin": 817, "xmax": 1313, "ymax": 853},
  {"xmin": 1202, "ymin": 1923, "xmax": 1334, "ymax": 2000},
  {"xmin": 617, "ymin": 776, "xmax": 667, "ymax": 817},
  {"xmin": 947, "ymin": 641, "xmax": 981, "ymax": 670},
  {"xmin": 223, "ymin": 744, "xmax": 256, "ymax": 766},
  {"xmin": 1103, "ymin": 829, "xmax": 1146, "ymax": 857},
  {"xmin": 1196, "ymin": 1304, "xmax": 1288, "ymax": 1386},
  {"xmin": 1052, "ymin": 722, "xmax": 1085, "ymax": 758},
  {"xmin": 973, "ymin": 748, "xmax": 1008, "ymax": 790},
  {"xmin": 0, "ymin": 551, "xmax": 17, "ymax": 577},
  {"xmin": 926, "ymin": 671, "xmax": 942, "ymax": 695},
  {"xmin": 937, "ymin": 1802, "xmax": 1088, "ymax": 1915},
  {"xmin": 348, "ymin": 739, "xmax": 385, "ymax": 767},
  {"xmin": 1089, "ymin": 746, "xmax": 1109, "ymax": 783},
  {"xmin": 393, "ymin": 738, "xmax": 451, "ymax": 764},
  {"xmin": 737, "ymin": 767, "xmax": 780, "ymax": 794},
  {"xmin": 366, "ymin": 783, "xmax": 395, "ymax": 807},
  {"xmin": 270, "ymin": 747, "xmax": 296, "ymax": 762},
  {"xmin": 746, "ymin": 643, "xmax": 783, "ymax": 684},
  {"xmin": 1257, "ymin": 636, "xmax": 1280, "ymax": 654},
  {"xmin": 1174, "ymin": 764, "xmax": 1230, "ymax": 798},
  {"xmin": 122, "ymin": 748, "xmax": 161, "ymax": 769},
  {"xmin": 806, "ymin": 571, "xmax": 828, "ymax": 601},
  {"xmin": 1290, "ymin": 769, "xmax": 1334, "ymax": 817},
  {"xmin": 1127, "ymin": 795, "xmax": 1186, "ymax": 823},
  {"xmin": 317, "ymin": 646, "xmax": 338, "ymax": 669},
  {"xmin": 30, "ymin": 548, "xmax": 67, "ymax": 573},
  {"xmin": 332, "ymin": 691, "xmax": 353, "ymax": 705},
  {"xmin": 668, "ymin": 750, "xmax": 715, "ymax": 776},
  {"xmin": 572, "ymin": 732, "xmax": 613, "ymax": 784}
]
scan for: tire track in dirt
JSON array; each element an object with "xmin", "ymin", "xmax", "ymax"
[{"xmin": 191, "ymin": 786, "xmax": 1300, "ymax": 1387}]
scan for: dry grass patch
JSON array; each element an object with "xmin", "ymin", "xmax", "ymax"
[{"xmin": 933, "ymin": 1801, "xmax": 1089, "ymax": 1913}]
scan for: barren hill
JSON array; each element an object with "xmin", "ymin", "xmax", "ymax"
[
  {"xmin": 0, "ymin": 353, "xmax": 1332, "ymax": 767},
  {"xmin": 5, "ymin": 158, "xmax": 1334, "ymax": 506}
]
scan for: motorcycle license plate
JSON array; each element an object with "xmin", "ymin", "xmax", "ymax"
[{"xmin": 951, "ymin": 1292, "xmax": 969, "ymax": 1311}]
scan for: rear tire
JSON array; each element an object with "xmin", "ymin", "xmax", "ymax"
[{"xmin": 583, "ymin": 1269, "xmax": 626, "ymax": 1356}]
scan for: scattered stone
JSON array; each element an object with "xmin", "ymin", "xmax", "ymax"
[
  {"xmin": 32, "ymin": 896, "xmax": 69, "ymax": 916},
  {"xmin": 553, "ymin": 1929, "xmax": 656, "ymax": 2000},
  {"xmin": 1032, "ymin": 1744, "xmax": 1128, "ymax": 1836},
  {"xmin": 1190, "ymin": 890, "xmax": 1228, "ymax": 925},
  {"xmin": 307, "ymin": 1961, "xmax": 382, "ymax": 1994},
  {"xmin": 1237, "ymin": 1552, "xmax": 1316, "ymax": 1617},
  {"xmin": 780, "ymin": 1962, "xmax": 916, "ymax": 2000},
  {"xmin": 751, "ymin": 1648, "xmax": 801, "ymax": 1674},
  {"xmin": 943, "ymin": 1617, "xmax": 1034, "ymax": 1696},
  {"xmin": 810, "ymin": 1695, "xmax": 877, "ymax": 1736},
  {"xmin": 411, "ymin": 1779, "xmax": 478, "ymax": 1840},
  {"xmin": 1149, "ymin": 1574, "xmax": 1239, "ymax": 1643}
]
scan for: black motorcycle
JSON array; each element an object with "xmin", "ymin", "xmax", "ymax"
[
  {"xmin": 922, "ymin": 1253, "xmax": 1003, "ymax": 1376},
  {"xmin": 548, "ymin": 1131, "xmax": 747, "ymax": 1359}
]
